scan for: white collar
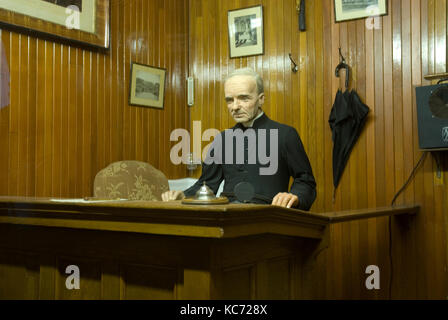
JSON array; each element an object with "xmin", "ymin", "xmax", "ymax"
[{"xmin": 243, "ymin": 111, "xmax": 264, "ymax": 128}]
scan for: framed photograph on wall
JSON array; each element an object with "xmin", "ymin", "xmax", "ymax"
[
  {"xmin": 0, "ymin": 0, "xmax": 110, "ymax": 49},
  {"xmin": 129, "ymin": 63, "xmax": 166, "ymax": 109},
  {"xmin": 228, "ymin": 5, "xmax": 264, "ymax": 59},
  {"xmin": 334, "ymin": 0, "xmax": 387, "ymax": 23}
]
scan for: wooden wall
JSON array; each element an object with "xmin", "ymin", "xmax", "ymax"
[
  {"xmin": 0, "ymin": 0, "xmax": 189, "ymax": 198},
  {"xmin": 189, "ymin": 0, "xmax": 448, "ymax": 299},
  {"xmin": 0, "ymin": 0, "xmax": 447, "ymax": 300}
]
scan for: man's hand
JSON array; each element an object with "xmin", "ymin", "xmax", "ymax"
[
  {"xmin": 272, "ymin": 192, "xmax": 299, "ymax": 209},
  {"xmin": 161, "ymin": 190, "xmax": 185, "ymax": 201}
]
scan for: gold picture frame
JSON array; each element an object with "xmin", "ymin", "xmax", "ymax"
[
  {"xmin": 0, "ymin": 0, "xmax": 110, "ymax": 50},
  {"xmin": 334, "ymin": 0, "xmax": 387, "ymax": 23},
  {"xmin": 228, "ymin": 5, "xmax": 264, "ymax": 59},
  {"xmin": 129, "ymin": 62, "xmax": 166, "ymax": 109}
]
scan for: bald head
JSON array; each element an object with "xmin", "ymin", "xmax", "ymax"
[{"xmin": 225, "ymin": 68, "xmax": 264, "ymax": 95}]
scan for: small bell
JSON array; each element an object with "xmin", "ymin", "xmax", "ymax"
[
  {"xmin": 194, "ymin": 182, "xmax": 216, "ymax": 201},
  {"xmin": 182, "ymin": 181, "xmax": 229, "ymax": 205}
]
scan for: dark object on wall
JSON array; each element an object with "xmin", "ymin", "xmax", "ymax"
[
  {"xmin": 297, "ymin": 0, "xmax": 306, "ymax": 32},
  {"xmin": 329, "ymin": 90, "xmax": 370, "ymax": 193},
  {"xmin": 415, "ymin": 82, "xmax": 448, "ymax": 150},
  {"xmin": 289, "ymin": 53, "xmax": 299, "ymax": 73}
]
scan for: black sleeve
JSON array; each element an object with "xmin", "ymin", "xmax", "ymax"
[
  {"xmin": 284, "ymin": 127, "xmax": 317, "ymax": 211},
  {"xmin": 183, "ymin": 139, "xmax": 224, "ymax": 197}
]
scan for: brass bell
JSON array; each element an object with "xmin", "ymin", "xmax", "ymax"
[
  {"xmin": 182, "ymin": 181, "xmax": 229, "ymax": 205},
  {"xmin": 194, "ymin": 182, "xmax": 217, "ymax": 201}
]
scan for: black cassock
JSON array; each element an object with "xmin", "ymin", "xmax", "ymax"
[
  {"xmin": 329, "ymin": 89, "xmax": 370, "ymax": 193},
  {"xmin": 184, "ymin": 113, "xmax": 317, "ymax": 211}
]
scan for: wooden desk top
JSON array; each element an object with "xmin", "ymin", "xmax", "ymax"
[{"xmin": 0, "ymin": 197, "xmax": 419, "ymax": 240}]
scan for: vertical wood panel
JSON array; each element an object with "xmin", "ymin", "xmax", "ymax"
[
  {"xmin": 0, "ymin": 0, "xmax": 190, "ymax": 199},
  {"xmin": 189, "ymin": 0, "xmax": 448, "ymax": 299},
  {"xmin": 1, "ymin": 0, "xmax": 447, "ymax": 300}
]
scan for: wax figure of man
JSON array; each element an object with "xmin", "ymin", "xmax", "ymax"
[{"xmin": 162, "ymin": 68, "xmax": 316, "ymax": 210}]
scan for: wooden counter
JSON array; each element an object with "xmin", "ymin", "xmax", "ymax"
[{"xmin": 0, "ymin": 197, "xmax": 418, "ymax": 300}]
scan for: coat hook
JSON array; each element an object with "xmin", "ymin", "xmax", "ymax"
[
  {"xmin": 289, "ymin": 53, "xmax": 299, "ymax": 73},
  {"xmin": 338, "ymin": 47, "xmax": 346, "ymax": 63}
]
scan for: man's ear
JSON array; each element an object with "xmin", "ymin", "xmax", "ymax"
[{"xmin": 258, "ymin": 93, "xmax": 265, "ymax": 106}]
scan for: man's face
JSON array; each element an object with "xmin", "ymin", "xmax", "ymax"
[{"xmin": 224, "ymin": 75, "xmax": 265, "ymax": 125}]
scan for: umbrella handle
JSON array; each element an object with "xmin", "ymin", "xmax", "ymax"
[
  {"xmin": 335, "ymin": 63, "xmax": 350, "ymax": 89},
  {"xmin": 344, "ymin": 67, "xmax": 350, "ymax": 89},
  {"xmin": 335, "ymin": 48, "xmax": 350, "ymax": 89}
]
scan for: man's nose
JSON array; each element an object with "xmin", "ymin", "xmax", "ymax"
[{"xmin": 231, "ymin": 99, "xmax": 241, "ymax": 110}]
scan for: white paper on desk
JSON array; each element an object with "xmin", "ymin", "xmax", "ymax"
[{"xmin": 50, "ymin": 199, "xmax": 128, "ymax": 203}]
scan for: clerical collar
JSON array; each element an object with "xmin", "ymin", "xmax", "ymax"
[{"xmin": 243, "ymin": 111, "xmax": 264, "ymax": 128}]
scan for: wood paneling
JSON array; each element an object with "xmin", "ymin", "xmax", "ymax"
[
  {"xmin": 189, "ymin": 0, "xmax": 448, "ymax": 299},
  {"xmin": 1, "ymin": 0, "xmax": 447, "ymax": 300},
  {"xmin": 120, "ymin": 264, "xmax": 178, "ymax": 300},
  {"xmin": 0, "ymin": 250, "xmax": 40, "ymax": 299},
  {"xmin": 222, "ymin": 266, "xmax": 254, "ymax": 300},
  {"xmin": 0, "ymin": 0, "xmax": 190, "ymax": 198},
  {"xmin": 0, "ymin": 214, "xmax": 319, "ymax": 300}
]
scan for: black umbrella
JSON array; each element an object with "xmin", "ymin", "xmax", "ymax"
[{"xmin": 329, "ymin": 89, "xmax": 370, "ymax": 193}]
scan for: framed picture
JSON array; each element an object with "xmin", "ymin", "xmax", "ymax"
[
  {"xmin": 228, "ymin": 5, "xmax": 264, "ymax": 59},
  {"xmin": 129, "ymin": 63, "xmax": 166, "ymax": 109},
  {"xmin": 0, "ymin": 0, "xmax": 110, "ymax": 50},
  {"xmin": 334, "ymin": 0, "xmax": 387, "ymax": 23}
]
